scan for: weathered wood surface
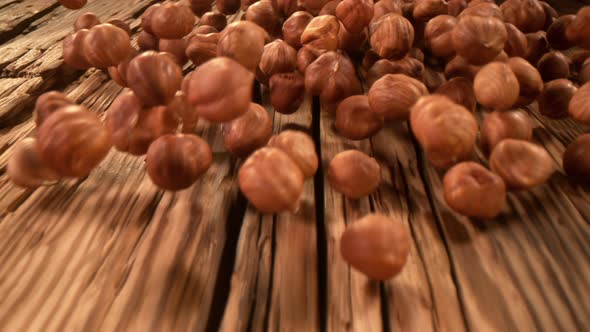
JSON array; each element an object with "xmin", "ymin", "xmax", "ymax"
[{"xmin": 0, "ymin": 0, "xmax": 590, "ymax": 331}]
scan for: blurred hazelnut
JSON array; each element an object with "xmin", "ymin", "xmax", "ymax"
[
  {"xmin": 424, "ymin": 15, "xmax": 457, "ymax": 58},
  {"xmin": 8, "ymin": 138, "xmax": 60, "ymax": 188},
  {"xmin": 108, "ymin": 49, "xmax": 138, "ymax": 87},
  {"xmin": 335, "ymin": 95, "xmax": 384, "ymax": 140},
  {"xmin": 368, "ymin": 74, "xmax": 428, "ymax": 120},
  {"xmin": 84, "ymin": 24, "xmax": 131, "ymax": 68},
  {"xmin": 218, "ymin": 21, "xmax": 268, "ymax": 72},
  {"xmin": 474, "ymin": 62, "xmax": 519, "ymax": 110},
  {"xmin": 107, "ymin": 19, "xmax": 131, "ymax": 36},
  {"xmin": 340, "ymin": 213, "xmax": 410, "ymax": 280},
  {"xmin": 568, "ymin": 82, "xmax": 590, "ymax": 124},
  {"xmin": 58, "ymin": 0, "xmax": 87, "ymax": 9},
  {"xmin": 580, "ymin": 59, "xmax": 590, "ymax": 85},
  {"xmin": 537, "ymin": 51, "xmax": 570, "ymax": 82},
  {"xmin": 138, "ymin": 31, "xmax": 159, "ymax": 51},
  {"xmin": 146, "ymin": 134, "xmax": 212, "ymax": 191},
  {"xmin": 566, "ymin": 7, "xmax": 590, "ymax": 50},
  {"xmin": 500, "ymin": 0, "xmax": 545, "ymax": 33},
  {"xmin": 448, "ymin": 0, "xmax": 468, "ymax": 16},
  {"xmin": 443, "ymin": 162, "xmax": 506, "ymax": 218},
  {"xmin": 300, "ymin": 15, "xmax": 340, "ymax": 56},
  {"xmin": 480, "ymin": 109, "xmax": 532, "ymax": 155},
  {"xmin": 372, "ymin": 0, "xmax": 402, "ymax": 23},
  {"xmin": 223, "ymin": 103, "xmax": 272, "ymax": 157},
  {"xmin": 319, "ymin": 0, "xmax": 340, "ymax": 15},
  {"xmin": 525, "ymin": 31, "xmax": 549, "ymax": 65},
  {"xmin": 335, "ymin": 0, "xmax": 374, "ymax": 33},
  {"xmin": 159, "ymin": 38, "xmax": 189, "ymax": 66},
  {"xmin": 191, "ymin": 25, "xmax": 218, "ymax": 35},
  {"xmin": 186, "ymin": 32, "xmax": 219, "ymax": 66},
  {"xmin": 503, "ymin": 23, "xmax": 527, "ymax": 58},
  {"xmin": 366, "ymin": 57, "xmax": 425, "ymax": 86},
  {"xmin": 34, "ymin": 91, "xmax": 74, "ymax": 128},
  {"xmin": 507, "ymin": 57, "xmax": 543, "ymax": 107},
  {"xmin": 296, "ymin": 45, "xmax": 319, "ymax": 73},
  {"xmin": 63, "ymin": 29, "xmax": 91, "ymax": 69},
  {"xmin": 37, "ymin": 106, "xmax": 112, "ymax": 177},
  {"xmin": 186, "ymin": 57, "xmax": 254, "ymax": 122},
  {"xmin": 258, "ymin": 40, "xmax": 297, "ymax": 84},
  {"xmin": 413, "ymin": 0, "xmax": 448, "ymax": 22},
  {"xmin": 423, "ymin": 67, "xmax": 447, "ymax": 92},
  {"xmin": 458, "ymin": 2, "xmax": 503, "ymax": 19},
  {"xmin": 328, "ymin": 150, "xmax": 381, "ymax": 199},
  {"xmin": 305, "ymin": 51, "xmax": 361, "ymax": 106},
  {"xmin": 218, "ymin": 0, "xmax": 243, "ymax": 14},
  {"xmin": 200, "ymin": 11, "xmax": 227, "ymax": 31},
  {"xmin": 369, "ymin": 13, "xmax": 414, "ymax": 60},
  {"xmin": 540, "ymin": 1, "xmax": 558, "ymax": 30},
  {"xmin": 275, "ymin": 0, "xmax": 305, "ymax": 16},
  {"xmin": 361, "ymin": 49, "xmax": 380, "ymax": 72},
  {"xmin": 168, "ymin": 91, "xmax": 197, "ymax": 133},
  {"xmin": 546, "ymin": 15, "xmax": 576, "ymax": 50},
  {"xmin": 410, "ymin": 95, "xmax": 478, "ymax": 168},
  {"xmin": 538, "ymin": 79, "xmax": 577, "ymax": 119},
  {"xmin": 141, "ymin": 4, "xmax": 160, "ymax": 34},
  {"xmin": 126, "ymin": 51, "xmax": 183, "ymax": 107},
  {"xmin": 282, "ymin": 11, "xmax": 313, "ymax": 49},
  {"xmin": 451, "ymin": 15, "xmax": 507, "ymax": 66},
  {"xmin": 570, "ymin": 50, "xmax": 590, "ymax": 71},
  {"xmin": 434, "ymin": 77, "xmax": 476, "ymax": 112},
  {"xmin": 489, "ymin": 139, "xmax": 554, "ymax": 190},
  {"xmin": 563, "ymin": 134, "xmax": 590, "ymax": 181},
  {"xmin": 74, "ymin": 13, "xmax": 100, "ymax": 31},
  {"xmin": 151, "ymin": 2, "xmax": 195, "ymax": 39},
  {"xmin": 269, "ymin": 72, "xmax": 306, "ymax": 114},
  {"xmin": 408, "ymin": 47, "xmax": 425, "ymax": 62},
  {"xmin": 239, "ymin": 147, "xmax": 305, "ymax": 212},
  {"xmin": 444, "ymin": 55, "xmax": 480, "ymax": 80},
  {"xmin": 267, "ymin": 130, "xmax": 318, "ymax": 178},
  {"xmin": 190, "ymin": 0, "xmax": 214, "ymax": 16},
  {"xmin": 246, "ymin": 0, "xmax": 281, "ymax": 35},
  {"xmin": 338, "ymin": 22, "xmax": 368, "ymax": 56},
  {"xmin": 300, "ymin": 0, "xmax": 332, "ymax": 15}
]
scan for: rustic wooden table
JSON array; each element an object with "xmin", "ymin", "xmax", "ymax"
[{"xmin": 0, "ymin": 0, "xmax": 589, "ymax": 331}]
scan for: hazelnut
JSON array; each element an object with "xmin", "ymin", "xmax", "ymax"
[
  {"xmin": 580, "ymin": 59, "xmax": 590, "ymax": 85},
  {"xmin": 217, "ymin": 0, "xmax": 242, "ymax": 14},
  {"xmin": 58, "ymin": 0, "xmax": 87, "ymax": 9},
  {"xmin": 451, "ymin": 15, "xmax": 507, "ymax": 66},
  {"xmin": 146, "ymin": 134, "xmax": 212, "ymax": 191},
  {"xmin": 83, "ymin": 24, "xmax": 131, "ymax": 68},
  {"xmin": 423, "ymin": 66, "xmax": 447, "ymax": 92},
  {"xmin": 444, "ymin": 55, "xmax": 480, "ymax": 80},
  {"xmin": 413, "ymin": 0, "xmax": 448, "ymax": 22},
  {"xmin": 563, "ymin": 134, "xmax": 590, "ymax": 181},
  {"xmin": 246, "ymin": 0, "xmax": 281, "ymax": 35},
  {"xmin": 7, "ymin": 138, "xmax": 60, "ymax": 188},
  {"xmin": 319, "ymin": 0, "xmax": 341, "ymax": 16},
  {"xmin": 200, "ymin": 12, "xmax": 227, "ymax": 32},
  {"xmin": 368, "ymin": 73, "xmax": 428, "ymax": 120},
  {"xmin": 300, "ymin": 15, "xmax": 340, "ymax": 56},
  {"xmin": 361, "ymin": 49, "xmax": 380, "ymax": 72},
  {"xmin": 189, "ymin": 0, "xmax": 214, "ymax": 16},
  {"xmin": 366, "ymin": 57, "xmax": 425, "ymax": 86},
  {"xmin": 275, "ymin": 0, "xmax": 305, "ymax": 16},
  {"xmin": 296, "ymin": 45, "xmax": 318, "ymax": 73},
  {"xmin": 218, "ymin": 21, "xmax": 268, "ymax": 72},
  {"xmin": 159, "ymin": 38, "xmax": 189, "ymax": 66},
  {"xmin": 434, "ymin": 77, "xmax": 476, "ymax": 112},
  {"xmin": 474, "ymin": 62, "xmax": 520, "ymax": 110},
  {"xmin": 489, "ymin": 139, "xmax": 554, "ymax": 190},
  {"xmin": 369, "ymin": 13, "xmax": 414, "ymax": 60},
  {"xmin": 33, "ymin": 91, "xmax": 74, "ymax": 128},
  {"xmin": 540, "ymin": 1, "xmax": 558, "ymax": 30},
  {"xmin": 500, "ymin": 0, "xmax": 545, "ymax": 33},
  {"xmin": 568, "ymin": 82, "xmax": 590, "ymax": 124},
  {"xmin": 168, "ymin": 91, "xmax": 197, "ymax": 133},
  {"xmin": 63, "ymin": 29, "xmax": 91, "ymax": 69},
  {"xmin": 37, "ymin": 106, "xmax": 112, "ymax": 177},
  {"xmin": 566, "ymin": 7, "xmax": 590, "ymax": 50},
  {"xmin": 74, "ymin": 12, "xmax": 100, "ymax": 31},
  {"xmin": 546, "ymin": 15, "xmax": 576, "ymax": 50},
  {"xmin": 258, "ymin": 40, "xmax": 298, "ymax": 84},
  {"xmin": 141, "ymin": 4, "xmax": 160, "ymax": 34},
  {"xmin": 300, "ymin": 0, "xmax": 332, "ymax": 15},
  {"xmin": 106, "ymin": 91, "xmax": 179, "ymax": 155},
  {"xmin": 126, "ymin": 51, "xmax": 183, "ymax": 107},
  {"xmin": 408, "ymin": 47, "xmax": 425, "ymax": 63},
  {"xmin": 335, "ymin": 0, "xmax": 374, "ymax": 34},
  {"xmin": 107, "ymin": 19, "xmax": 131, "ymax": 36},
  {"xmin": 340, "ymin": 213, "xmax": 410, "ymax": 280},
  {"xmin": 241, "ymin": 0, "xmax": 258, "ymax": 11},
  {"xmin": 223, "ymin": 103, "xmax": 272, "ymax": 157},
  {"xmin": 269, "ymin": 72, "xmax": 306, "ymax": 114},
  {"xmin": 538, "ymin": 79, "xmax": 577, "ymax": 119},
  {"xmin": 335, "ymin": 95, "xmax": 384, "ymax": 140},
  {"xmin": 138, "ymin": 31, "xmax": 159, "ymax": 51},
  {"xmin": 239, "ymin": 147, "xmax": 305, "ymax": 212},
  {"xmin": 186, "ymin": 32, "xmax": 219, "ymax": 66},
  {"xmin": 506, "ymin": 57, "xmax": 543, "ymax": 107},
  {"xmin": 304, "ymin": 51, "xmax": 361, "ymax": 106},
  {"xmin": 186, "ymin": 57, "xmax": 254, "ymax": 122},
  {"xmin": 503, "ymin": 23, "xmax": 527, "ymax": 58},
  {"xmin": 443, "ymin": 162, "xmax": 506, "ymax": 218},
  {"xmin": 458, "ymin": 2, "xmax": 503, "ymax": 20},
  {"xmin": 328, "ymin": 150, "xmax": 381, "ymax": 199},
  {"xmin": 338, "ymin": 22, "xmax": 368, "ymax": 56},
  {"xmin": 480, "ymin": 109, "xmax": 532, "ymax": 155},
  {"xmin": 448, "ymin": 0, "xmax": 468, "ymax": 16},
  {"xmin": 371, "ymin": 0, "xmax": 402, "ymax": 23},
  {"xmin": 410, "ymin": 95, "xmax": 478, "ymax": 168},
  {"xmin": 424, "ymin": 14, "xmax": 457, "ymax": 58},
  {"xmin": 525, "ymin": 31, "xmax": 549, "ymax": 65},
  {"xmin": 537, "ymin": 51, "xmax": 570, "ymax": 82},
  {"xmin": 267, "ymin": 130, "xmax": 318, "ymax": 178},
  {"xmin": 282, "ymin": 11, "xmax": 313, "ymax": 49},
  {"xmin": 108, "ymin": 49, "xmax": 138, "ymax": 87},
  {"xmin": 570, "ymin": 50, "xmax": 590, "ymax": 72},
  {"xmin": 151, "ymin": 2, "xmax": 195, "ymax": 39}
]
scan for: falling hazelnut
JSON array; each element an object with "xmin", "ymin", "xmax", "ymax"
[
  {"xmin": 538, "ymin": 79, "xmax": 577, "ymax": 119},
  {"xmin": 568, "ymin": 82, "xmax": 590, "ymax": 124},
  {"xmin": 296, "ymin": 45, "xmax": 319, "ymax": 73},
  {"xmin": 168, "ymin": 91, "xmax": 196, "ymax": 133},
  {"xmin": 199, "ymin": 11, "xmax": 227, "ymax": 32},
  {"xmin": 107, "ymin": 49, "xmax": 138, "ymax": 87},
  {"xmin": 33, "ymin": 91, "xmax": 74, "ymax": 128},
  {"xmin": 282, "ymin": 11, "xmax": 313, "ymax": 49},
  {"xmin": 83, "ymin": 24, "xmax": 132, "ymax": 68},
  {"xmin": 107, "ymin": 19, "xmax": 132, "ymax": 36},
  {"xmin": 369, "ymin": 13, "xmax": 414, "ymax": 60},
  {"xmin": 7, "ymin": 138, "xmax": 60, "ymax": 188},
  {"xmin": 138, "ymin": 31, "xmax": 159, "ymax": 51},
  {"xmin": 338, "ymin": 22, "xmax": 368, "ymax": 57},
  {"xmin": 63, "ymin": 29, "xmax": 91, "ymax": 70},
  {"xmin": 451, "ymin": 15, "xmax": 507, "ymax": 66},
  {"xmin": 190, "ymin": 0, "xmax": 214, "ymax": 16},
  {"xmin": 74, "ymin": 12, "xmax": 100, "ymax": 31},
  {"xmin": 186, "ymin": 32, "xmax": 219, "ymax": 66},
  {"xmin": 335, "ymin": 0, "xmax": 374, "ymax": 34},
  {"xmin": 267, "ymin": 130, "xmax": 318, "ymax": 178},
  {"xmin": 503, "ymin": 23, "xmax": 527, "ymax": 58},
  {"xmin": 480, "ymin": 109, "xmax": 532, "ymax": 156},
  {"xmin": 413, "ymin": 0, "xmax": 448, "ymax": 22},
  {"xmin": 537, "ymin": 51, "xmax": 570, "ymax": 82},
  {"xmin": 246, "ymin": 0, "xmax": 281, "ymax": 35},
  {"xmin": 458, "ymin": 2, "xmax": 503, "ymax": 19},
  {"xmin": 151, "ymin": 2, "xmax": 196, "ymax": 39},
  {"xmin": 566, "ymin": 6, "xmax": 590, "ymax": 50},
  {"xmin": 474, "ymin": 62, "xmax": 520, "ymax": 110},
  {"xmin": 340, "ymin": 213, "xmax": 410, "ymax": 280},
  {"xmin": 489, "ymin": 139, "xmax": 554, "ymax": 190},
  {"xmin": 159, "ymin": 38, "xmax": 189, "ymax": 66},
  {"xmin": 300, "ymin": 0, "xmax": 333, "ymax": 15},
  {"xmin": 191, "ymin": 25, "xmax": 218, "ymax": 35},
  {"xmin": 239, "ymin": 147, "xmax": 305, "ymax": 212},
  {"xmin": 424, "ymin": 15, "xmax": 457, "ymax": 59},
  {"xmin": 223, "ymin": 103, "xmax": 272, "ymax": 157},
  {"xmin": 335, "ymin": 95, "xmax": 384, "ymax": 140},
  {"xmin": 141, "ymin": 4, "xmax": 160, "ymax": 34},
  {"xmin": 146, "ymin": 134, "xmax": 212, "ymax": 191},
  {"xmin": 58, "ymin": 0, "xmax": 87, "ymax": 10},
  {"xmin": 371, "ymin": 0, "xmax": 402, "ymax": 23},
  {"xmin": 126, "ymin": 51, "xmax": 183, "ymax": 107},
  {"xmin": 444, "ymin": 55, "xmax": 480, "ymax": 80},
  {"xmin": 366, "ymin": 57, "xmax": 425, "ymax": 87},
  {"xmin": 319, "ymin": 0, "xmax": 341, "ymax": 16},
  {"xmin": 368, "ymin": 73, "xmax": 428, "ymax": 121},
  {"xmin": 434, "ymin": 77, "xmax": 476, "ymax": 112},
  {"xmin": 257, "ymin": 40, "xmax": 298, "ymax": 84},
  {"xmin": 563, "ymin": 134, "xmax": 590, "ymax": 181},
  {"xmin": 448, "ymin": 0, "xmax": 467, "ymax": 17},
  {"xmin": 305, "ymin": 51, "xmax": 361, "ymax": 106},
  {"xmin": 547, "ymin": 15, "xmax": 576, "ymax": 50},
  {"xmin": 300, "ymin": 15, "xmax": 341, "ymax": 56},
  {"xmin": 275, "ymin": 0, "xmax": 305, "ymax": 16},
  {"xmin": 507, "ymin": 57, "xmax": 543, "ymax": 107},
  {"xmin": 218, "ymin": 21, "xmax": 268, "ymax": 72},
  {"xmin": 525, "ymin": 31, "xmax": 549, "ymax": 65},
  {"xmin": 500, "ymin": 0, "xmax": 545, "ymax": 33},
  {"xmin": 443, "ymin": 162, "xmax": 506, "ymax": 219},
  {"xmin": 217, "ymin": 0, "xmax": 241, "ymax": 15},
  {"xmin": 328, "ymin": 150, "xmax": 381, "ymax": 199},
  {"xmin": 269, "ymin": 71, "xmax": 306, "ymax": 114}
]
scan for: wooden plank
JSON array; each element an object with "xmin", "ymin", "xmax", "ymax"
[{"xmin": 0, "ymin": 0, "xmax": 58, "ymax": 43}]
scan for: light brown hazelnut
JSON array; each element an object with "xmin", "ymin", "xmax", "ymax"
[
  {"xmin": 458, "ymin": 2, "xmax": 503, "ymax": 19},
  {"xmin": 217, "ymin": 0, "xmax": 243, "ymax": 14},
  {"xmin": 568, "ymin": 82, "xmax": 590, "ymax": 124},
  {"xmin": 138, "ymin": 31, "xmax": 159, "ymax": 51},
  {"xmin": 580, "ymin": 58, "xmax": 590, "ymax": 85},
  {"xmin": 338, "ymin": 22, "xmax": 368, "ymax": 56},
  {"xmin": 547, "ymin": 15, "xmax": 576, "ymax": 50},
  {"xmin": 300, "ymin": 15, "xmax": 341, "ymax": 56},
  {"xmin": 33, "ymin": 91, "xmax": 74, "ymax": 128},
  {"xmin": 566, "ymin": 7, "xmax": 590, "ymax": 50},
  {"xmin": 408, "ymin": 47, "xmax": 425, "ymax": 62},
  {"xmin": 83, "ymin": 24, "xmax": 131, "ymax": 68},
  {"xmin": 218, "ymin": 21, "xmax": 268, "ymax": 72},
  {"xmin": 186, "ymin": 32, "xmax": 219, "ymax": 66},
  {"xmin": 451, "ymin": 15, "xmax": 507, "ymax": 66},
  {"xmin": 525, "ymin": 31, "xmax": 549, "ymax": 65},
  {"xmin": 368, "ymin": 73, "xmax": 428, "ymax": 120},
  {"xmin": 269, "ymin": 72, "xmax": 306, "ymax": 114},
  {"xmin": 537, "ymin": 51, "xmax": 570, "ymax": 82},
  {"xmin": 199, "ymin": 11, "xmax": 227, "ymax": 31},
  {"xmin": 448, "ymin": 0, "xmax": 468, "ymax": 16},
  {"xmin": 246, "ymin": 0, "xmax": 281, "ymax": 35},
  {"xmin": 506, "ymin": 57, "xmax": 543, "ymax": 107},
  {"xmin": 434, "ymin": 77, "xmax": 476, "ymax": 112},
  {"xmin": 424, "ymin": 14, "xmax": 457, "ymax": 58},
  {"xmin": 190, "ymin": 0, "xmax": 214, "ymax": 16},
  {"xmin": 503, "ymin": 23, "xmax": 527, "ymax": 58},
  {"xmin": 480, "ymin": 109, "xmax": 532, "ymax": 155},
  {"xmin": 8, "ymin": 137, "xmax": 60, "ymax": 188},
  {"xmin": 186, "ymin": 57, "xmax": 255, "ymax": 122},
  {"xmin": 540, "ymin": 1, "xmax": 558, "ymax": 30},
  {"xmin": 159, "ymin": 38, "xmax": 188, "ymax": 66},
  {"xmin": 106, "ymin": 47, "xmax": 137, "ymax": 87},
  {"xmin": 371, "ymin": 0, "xmax": 402, "ymax": 23},
  {"xmin": 126, "ymin": 51, "xmax": 183, "ymax": 107},
  {"xmin": 151, "ymin": 2, "xmax": 195, "ymax": 39},
  {"xmin": 300, "ymin": 0, "xmax": 332, "ymax": 15},
  {"xmin": 107, "ymin": 19, "xmax": 131, "ymax": 36},
  {"xmin": 444, "ymin": 55, "xmax": 480, "ymax": 80},
  {"xmin": 328, "ymin": 150, "xmax": 381, "ymax": 199},
  {"xmin": 63, "ymin": 29, "xmax": 91, "ymax": 69},
  {"xmin": 241, "ymin": 0, "xmax": 258, "ymax": 11},
  {"xmin": 258, "ymin": 40, "xmax": 297, "ymax": 84},
  {"xmin": 538, "ymin": 79, "xmax": 577, "ymax": 119},
  {"xmin": 319, "ymin": 0, "xmax": 341, "ymax": 15},
  {"xmin": 141, "ymin": 4, "xmax": 160, "ymax": 34},
  {"xmin": 489, "ymin": 139, "xmax": 554, "ymax": 190},
  {"xmin": 500, "ymin": 0, "xmax": 545, "ymax": 33},
  {"xmin": 335, "ymin": 0, "xmax": 374, "ymax": 33},
  {"xmin": 223, "ymin": 103, "xmax": 272, "ymax": 157},
  {"xmin": 443, "ymin": 162, "xmax": 506, "ymax": 218},
  {"xmin": 340, "ymin": 213, "xmax": 410, "ymax": 280},
  {"xmin": 239, "ymin": 147, "xmax": 305, "ymax": 212},
  {"xmin": 74, "ymin": 12, "xmax": 100, "ymax": 31},
  {"xmin": 474, "ymin": 61, "xmax": 520, "ymax": 110},
  {"xmin": 275, "ymin": 0, "xmax": 305, "ymax": 16},
  {"xmin": 563, "ymin": 134, "xmax": 590, "ymax": 181},
  {"xmin": 410, "ymin": 95, "xmax": 478, "ymax": 168},
  {"xmin": 168, "ymin": 91, "xmax": 197, "ymax": 133},
  {"xmin": 37, "ymin": 106, "xmax": 112, "ymax": 177},
  {"xmin": 296, "ymin": 45, "xmax": 319, "ymax": 73},
  {"xmin": 146, "ymin": 134, "xmax": 212, "ymax": 191},
  {"xmin": 304, "ymin": 51, "xmax": 361, "ymax": 106},
  {"xmin": 267, "ymin": 130, "xmax": 318, "ymax": 178},
  {"xmin": 366, "ymin": 57, "xmax": 425, "ymax": 86},
  {"xmin": 369, "ymin": 13, "xmax": 414, "ymax": 60},
  {"xmin": 191, "ymin": 25, "xmax": 218, "ymax": 35},
  {"xmin": 361, "ymin": 49, "xmax": 380, "ymax": 72},
  {"xmin": 58, "ymin": 0, "xmax": 86, "ymax": 10},
  {"xmin": 423, "ymin": 66, "xmax": 447, "ymax": 92},
  {"xmin": 413, "ymin": 0, "xmax": 448, "ymax": 22},
  {"xmin": 282, "ymin": 11, "xmax": 313, "ymax": 49},
  {"xmin": 335, "ymin": 95, "xmax": 384, "ymax": 140}
]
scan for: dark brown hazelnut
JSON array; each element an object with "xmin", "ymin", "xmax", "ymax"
[
  {"xmin": 223, "ymin": 103, "xmax": 272, "ymax": 157},
  {"xmin": 525, "ymin": 31, "xmax": 549, "ymax": 65},
  {"xmin": 168, "ymin": 91, "xmax": 197, "ymax": 133},
  {"xmin": 538, "ymin": 79, "xmax": 577, "ymax": 119},
  {"xmin": 37, "ymin": 106, "xmax": 112, "ymax": 177},
  {"xmin": 500, "ymin": 0, "xmax": 545, "ymax": 33},
  {"xmin": 566, "ymin": 7, "xmax": 590, "ymax": 50},
  {"xmin": 63, "ymin": 29, "xmax": 91, "ymax": 69},
  {"xmin": 34, "ymin": 91, "xmax": 74, "ymax": 128},
  {"xmin": 269, "ymin": 72, "xmax": 305, "ymax": 114},
  {"xmin": 217, "ymin": 0, "xmax": 242, "ymax": 14},
  {"xmin": 335, "ymin": 0, "xmax": 374, "ymax": 34},
  {"xmin": 300, "ymin": 15, "xmax": 341, "ymax": 56},
  {"xmin": 580, "ymin": 59, "xmax": 590, "ymax": 85},
  {"xmin": 503, "ymin": 23, "xmax": 527, "ymax": 58},
  {"xmin": 159, "ymin": 38, "xmax": 189, "ymax": 66},
  {"xmin": 340, "ymin": 213, "xmax": 410, "ymax": 280},
  {"xmin": 8, "ymin": 138, "xmax": 60, "ymax": 188},
  {"xmin": 434, "ymin": 77, "xmax": 476, "ymax": 112},
  {"xmin": 369, "ymin": 13, "xmax": 414, "ymax": 60},
  {"xmin": 371, "ymin": 0, "xmax": 402, "ymax": 23},
  {"xmin": 563, "ymin": 134, "xmax": 590, "ymax": 181},
  {"xmin": 304, "ymin": 51, "xmax": 361, "ymax": 106},
  {"xmin": 200, "ymin": 11, "xmax": 227, "ymax": 31},
  {"xmin": 423, "ymin": 66, "xmax": 447, "ymax": 92},
  {"xmin": 191, "ymin": 25, "xmax": 218, "ymax": 35},
  {"xmin": 368, "ymin": 73, "xmax": 428, "ymax": 120},
  {"xmin": 537, "ymin": 51, "xmax": 570, "ymax": 82},
  {"xmin": 275, "ymin": 0, "xmax": 305, "ymax": 16},
  {"xmin": 408, "ymin": 47, "xmax": 425, "ymax": 62},
  {"xmin": 451, "ymin": 15, "xmax": 507, "ymax": 66},
  {"xmin": 106, "ymin": 20, "xmax": 130, "ymax": 37},
  {"xmin": 296, "ymin": 45, "xmax": 319, "ymax": 73},
  {"xmin": 361, "ymin": 49, "xmax": 380, "ymax": 72},
  {"xmin": 366, "ymin": 57, "xmax": 425, "ymax": 86},
  {"xmin": 151, "ymin": 2, "xmax": 195, "ymax": 39},
  {"xmin": 319, "ymin": 0, "xmax": 341, "ymax": 15},
  {"xmin": 126, "ymin": 51, "xmax": 183, "ymax": 107},
  {"xmin": 58, "ymin": 0, "xmax": 87, "ymax": 10},
  {"xmin": 239, "ymin": 147, "xmax": 305, "ymax": 212},
  {"xmin": 267, "ymin": 130, "xmax": 318, "ymax": 178},
  {"xmin": 335, "ymin": 95, "xmax": 384, "ymax": 140},
  {"xmin": 546, "ymin": 15, "xmax": 576, "ymax": 50},
  {"xmin": 241, "ymin": 0, "xmax": 258, "ymax": 11},
  {"xmin": 410, "ymin": 95, "xmax": 478, "ymax": 168},
  {"xmin": 507, "ymin": 57, "xmax": 543, "ymax": 107},
  {"xmin": 141, "ymin": 4, "xmax": 160, "ymax": 34},
  {"xmin": 448, "ymin": 0, "xmax": 468, "ymax": 16},
  {"xmin": 489, "ymin": 139, "xmax": 554, "ymax": 190},
  {"xmin": 246, "ymin": 0, "xmax": 281, "ymax": 36},
  {"xmin": 186, "ymin": 57, "xmax": 255, "ymax": 122},
  {"xmin": 338, "ymin": 22, "xmax": 368, "ymax": 56},
  {"xmin": 458, "ymin": 2, "xmax": 502, "ymax": 20},
  {"xmin": 443, "ymin": 162, "xmax": 506, "ymax": 218},
  {"xmin": 218, "ymin": 21, "xmax": 268, "ymax": 72},
  {"xmin": 570, "ymin": 50, "xmax": 590, "ymax": 72},
  {"xmin": 258, "ymin": 40, "xmax": 298, "ymax": 84},
  {"xmin": 190, "ymin": 0, "xmax": 214, "ymax": 16},
  {"xmin": 282, "ymin": 11, "xmax": 313, "ymax": 49},
  {"xmin": 540, "ymin": 1, "xmax": 558, "ymax": 30},
  {"xmin": 107, "ymin": 49, "xmax": 137, "ymax": 87},
  {"xmin": 474, "ymin": 62, "xmax": 519, "ymax": 110},
  {"xmin": 568, "ymin": 82, "xmax": 590, "ymax": 124},
  {"xmin": 413, "ymin": 0, "xmax": 448, "ymax": 22},
  {"xmin": 83, "ymin": 24, "xmax": 131, "ymax": 68},
  {"xmin": 186, "ymin": 32, "xmax": 219, "ymax": 66},
  {"xmin": 424, "ymin": 14, "xmax": 457, "ymax": 58},
  {"xmin": 480, "ymin": 109, "xmax": 532, "ymax": 155},
  {"xmin": 328, "ymin": 150, "xmax": 381, "ymax": 198},
  {"xmin": 146, "ymin": 134, "xmax": 212, "ymax": 191},
  {"xmin": 138, "ymin": 31, "xmax": 159, "ymax": 51},
  {"xmin": 300, "ymin": 0, "xmax": 332, "ymax": 15},
  {"xmin": 74, "ymin": 12, "xmax": 100, "ymax": 31},
  {"xmin": 444, "ymin": 55, "xmax": 480, "ymax": 80}
]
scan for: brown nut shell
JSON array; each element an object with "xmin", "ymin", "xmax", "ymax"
[
  {"xmin": 83, "ymin": 24, "xmax": 131, "ymax": 68},
  {"xmin": 300, "ymin": 15, "xmax": 341, "ymax": 56},
  {"xmin": 159, "ymin": 38, "xmax": 188, "ymax": 66},
  {"xmin": 63, "ymin": 29, "xmax": 91, "ymax": 70},
  {"xmin": 151, "ymin": 2, "xmax": 196, "ymax": 39},
  {"xmin": 223, "ymin": 103, "xmax": 272, "ymax": 157},
  {"xmin": 258, "ymin": 40, "xmax": 297, "ymax": 84},
  {"xmin": 500, "ymin": 0, "xmax": 545, "ymax": 33},
  {"xmin": 328, "ymin": 150, "xmax": 381, "ymax": 199},
  {"xmin": 451, "ymin": 15, "xmax": 507, "ymax": 66},
  {"xmin": 507, "ymin": 57, "xmax": 543, "ymax": 107},
  {"xmin": 474, "ymin": 61, "xmax": 519, "ymax": 110},
  {"xmin": 34, "ymin": 91, "xmax": 74, "ymax": 128},
  {"xmin": 126, "ymin": 51, "xmax": 183, "ymax": 107},
  {"xmin": 580, "ymin": 59, "xmax": 590, "ymax": 85},
  {"xmin": 547, "ymin": 15, "xmax": 576, "ymax": 50},
  {"xmin": 424, "ymin": 14, "xmax": 457, "ymax": 58},
  {"xmin": 503, "ymin": 23, "xmax": 527, "ymax": 58},
  {"xmin": 563, "ymin": 134, "xmax": 590, "ymax": 181},
  {"xmin": 267, "ymin": 130, "xmax": 318, "ymax": 178},
  {"xmin": 335, "ymin": 95, "xmax": 384, "ymax": 140},
  {"xmin": 444, "ymin": 56, "xmax": 480, "ymax": 80},
  {"xmin": 434, "ymin": 77, "xmax": 476, "ymax": 112},
  {"xmin": 366, "ymin": 57, "xmax": 425, "ymax": 86},
  {"xmin": 74, "ymin": 13, "xmax": 100, "ymax": 31},
  {"xmin": 369, "ymin": 13, "xmax": 414, "ymax": 60},
  {"xmin": 458, "ymin": 2, "xmax": 502, "ymax": 19},
  {"xmin": 305, "ymin": 51, "xmax": 361, "ymax": 105},
  {"xmin": 186, "ymin": 32, "xmax": 219, "ymax": 66},
  {"xmin": 568, "ymin": 82, "xmax": 590, "ymax": 124},
  {"xmin": 200, "ymin": 11, "xmax": 227, "ymax": 31},
  {"xmin": 141, "ymin": 4, "xmax": 160, "ymax": 34},
  {"xmin": 7, "ymin": 138, "xmax": 60, "ymax": 188},
  {"xmin": 138, "ymin": 31, "xmax": 159, "ymax": 51},
  {"xmin": 480, "ymin": 109, "xmax": 532, "ymax": 156},
  {"xmin": 537, "ymin": 51, "xmax": 570, "ymax": 82},
  {"xmin": 368, "ymin": 73, "xmax": 428, "ymax": 121},
  {"xmin": 218, "ymin": 21, "xmax": 268, "ymax": 72},
  {"xmin": 282, "ymin": 11, "xmax": 314, "ymax": 49},
  {"xmin": 538, "ymin": 79, "xmax": 577, "ymax": 119},
  {"xmin": 335, "ymin": 0, "xmax": 374, "ymax": 33},
  {"xmin": 59, "ymin": 0, "xmax": 87, "ymax": 10},
  {"xmin": 217, "ymin": 0, "xmax": 241, "ymax": 15},
  {"xmin": 269, "ymin": 72, "xmax": 306, "ymax": 114},
  {"xmin": 246, "ymin": 0, "xmax": 281, "ymax": 35},
  {"xmin": 525, "ymin": 31, "xmax": 549, "ymax": 65},
  {"xmin": 566, "ymin": 7, "xmax": 590, "ymax": 50}
]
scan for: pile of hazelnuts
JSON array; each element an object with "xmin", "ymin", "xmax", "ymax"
[{"xmin": 11, "ymin": 0, "xmax": 590, "ymax": 280}]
